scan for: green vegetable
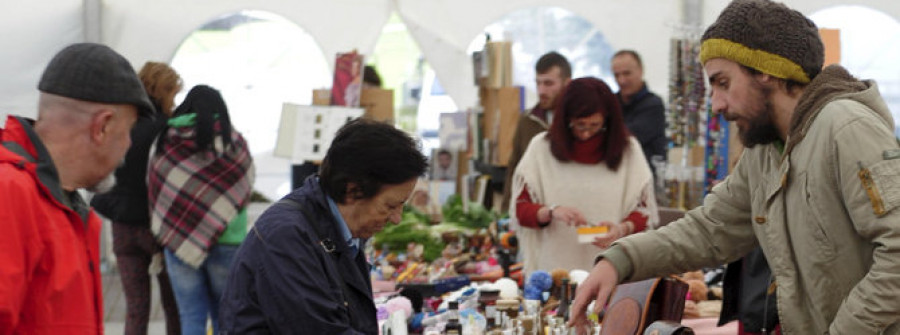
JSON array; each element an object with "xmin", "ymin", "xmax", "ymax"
[
  {"xmin": 372, "ymin": 208, "xmax": 445, "ymax": 262},
  {"xmin": 441, "ymin": 194, "xmax": 497, "ymax": 229},
  {"xmin": 372, "ymin": 196, "xmax": 499, "ymax": 263}
]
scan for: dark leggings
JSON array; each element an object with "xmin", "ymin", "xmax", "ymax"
[{"xmin": 112, "ymin": 222, "xmax": 181, "ymax": 335}]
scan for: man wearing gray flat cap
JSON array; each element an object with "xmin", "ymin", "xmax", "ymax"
[{"xmin": 0, "ymin": 43, "xmax": 153, "ymax": 334}]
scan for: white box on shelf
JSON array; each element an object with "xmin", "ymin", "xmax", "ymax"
[{"xmin": 275, "ymin": 103, "xmax": 364, "ymax": 162}]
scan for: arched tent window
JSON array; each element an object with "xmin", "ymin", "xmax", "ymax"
[
  {"xmin": 371, "ymin": 12, "xmax": 455, "ymax": 154},
  {"xmin": 466, "ymin": 6, "xmax": 616, "ymax": 108},
  {"xmin": 810, "ymin": 6, "xmax": 900, "ymax": 136},
  {"xmin": 171, "ymin": 10, "xmax": 331, "ymax": 201}
]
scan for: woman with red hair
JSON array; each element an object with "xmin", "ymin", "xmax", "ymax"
[{"xmin": 510, "ymin": 77, "xmax": 658, "ymax": 273}]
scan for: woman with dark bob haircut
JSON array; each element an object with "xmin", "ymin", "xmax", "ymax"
[
  {"xmin": 219, "ymin": 118, "xmax": 427, "ymax": 334},
  {"xmin": 510, "ymin": 77, "xmax": 659, "ymax": 273}
]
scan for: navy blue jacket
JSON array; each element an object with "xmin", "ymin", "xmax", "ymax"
[
  {"xmin": 219, "ymin": 177, "xmax": 376, "ymax": 334},
  {"xmin": 619, "ymin": 84, "xmax": 666, "ymax": 176}
]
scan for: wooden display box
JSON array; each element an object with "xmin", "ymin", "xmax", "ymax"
[
  {"xmin": 359, "ymin": 88, "xmax": 394, "ymax": 122},
  {"xmin": 312, "ymin": 88, "xmax": 394, "ymax": 122},
  {"xmin": 312, "ymin": 89, "xmax": 331, "ymax": 106},
  {"xmin": 479, "ymin": 86, "xmax": 522, "ymax": 166}
]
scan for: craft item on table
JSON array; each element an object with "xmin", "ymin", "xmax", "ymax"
[
  {"xmin": 495, "ymin": 299, "xmax": 520, "ymax": 319},
  {"xmin": 467, "ymin": 262, "xmax": 524, "ymax": 284},
  {"xmin": 599, "ymin": 277, "xmax": 689, "ymax": 335},
  {"xmin": 568, "ymin": 269, "xmax": 589, "ymax": 285},
  {"xmin": 494, "ymin": 277, "xmax": 519, "ymax": 300},
  {"xmin": 478, "ymin": 287, "xmax": 500, "ymax": 316},
  {"xmin": 524, "ymin": 270, "xmax": 553, "ymax": 301},
  {"xmin": 409, "ymin": 182, "xmax": 442, "ymax": 223},
  {"xmin": 499, "ymin": 231, "xmax": 517, "ymax": 249},
  {"xmin": 379, "ymin": 264, "xmax": 396, "ymax": 280},
  {"xmin": 384, "ymin": 310, "xmax": 408, "ymax": 335},
  {"xmin": 409, "ymin": 312, "xmax": 427, "ymax": 332},
  {"xmin": 683, "ymin": 300, "xmax": 701, "ymax": 319},
  {"xmin": 682, "ymin": 270, "xmax": 709, "ymax": 302},
  {"xmin": 576, "ymin": 226, "xmax": 609, "ymax": 244},
  {"xmin": 542, "ymin": 269, "xmax": 570, "ymax": 314},
  {"xmin": 376, "ymin": 296, "xmax": 414, "ymax": 321},
  {"xmin": 427, "ymin": 260, "xmax": 454, "ymax": 282},
  {"xmin": 433, "ymin": 276, "xmax": 471, "ymax": 294},
  {"xmin": 396, "ymin": 262, "xmax": 424, "ymax": 283},
  {"xmin": 377, "ymin": 296, "xmax": 414, "ymax": 335},
  {"xmin": 459, "ymin": 309, "xmax": 488, "ymax": 332},
  {"xmin": 444, "ymin": 301, "xmax": 463, "ymax": 335},
  {"xmin": 407, "ymin": 242, "xmax": 425, "ymax": 262},
  {"xmin": 428, "ymin": 244, "xmax": 462, "ymax": 280},
  {"xmin": 472, "ymin": 260, "xmax": 500, "ymax": 276},
  {"xmin": 523, "ymin": 285, "xmax": 543, "ymax": 301},
  {"xmin": 550, "ymin": 269, "xmax": 569, "ymax": 290}
]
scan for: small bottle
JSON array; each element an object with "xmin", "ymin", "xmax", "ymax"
[
  {"xmin": 567, "ymin": 282, "xmax": 578, "ymax": 323},
  {"xmin": 485, "ymin": 304, "xmax": 497, "ymax": 331},
  {"xmin": 556, "ymin": 278, "xmax": 570, "ymax": 322},
  {"xmin": 445, "ymin": 301, "xmax": 463, "ymax": 335}
]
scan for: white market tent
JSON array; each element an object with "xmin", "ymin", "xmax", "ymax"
[
  {"xmin": 5, "ymin": 0, "xmax": 900, "ymax": 118},
  {"xmin": 2, "ymin": 0, "xmax": 898, "ymax": 200}
]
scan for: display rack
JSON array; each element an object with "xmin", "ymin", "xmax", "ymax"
[{"xmin": 662, "ymin": 37, "xmax": 707, "ymax": 210}]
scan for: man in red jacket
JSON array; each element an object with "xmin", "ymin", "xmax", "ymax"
[{"xmin": 0, "ymin": 43, "xmax": 154, "ymax": 334}]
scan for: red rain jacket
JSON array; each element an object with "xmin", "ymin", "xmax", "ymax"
[{"xmin": 0, "ymin": 116, "xmax": 103, "ymax": 335}]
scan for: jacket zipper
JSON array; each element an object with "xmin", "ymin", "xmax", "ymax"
[{"xmin": 762, "ymin": 275, "xmax": 774, "ymax": 334}]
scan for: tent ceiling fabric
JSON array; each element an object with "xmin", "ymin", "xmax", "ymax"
[
  {"xmin": 102, "ymin": 0, "xmax": 392, "ymax": 71},
  {"xmin": 0, "ymin": 0, "xmax": 83, "ymax": 120},
  {"xmin": 2, "ymin": 0, "xmax": 899, "ymax": 121},
  {"xmin": 396, "ymin": 0, "xmax": 681, "ymax": 108}
]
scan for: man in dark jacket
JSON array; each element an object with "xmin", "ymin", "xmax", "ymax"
[
  {"xmin": 501, "ymin": 51, "xmax": 571, "ymax": 212},
  {"xmin": 219, "ymin": 119, "xmax": 428, "ymax": 334},
  {"xmin": 90, "ymin": 61, "xmax": 182, "ymax": 335},
  {"xmin": 612, "ymin": 50, "xmax": 667, "ymax": 178}
]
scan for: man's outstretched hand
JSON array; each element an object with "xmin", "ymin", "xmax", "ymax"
[{"xmin": 567, "ymin": 259, "xmax": 619, "ymax": 334}]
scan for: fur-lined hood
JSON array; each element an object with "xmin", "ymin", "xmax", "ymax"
[{"xmin": 784, "ymin": 64, "xmax": 894, "ymax": 157}]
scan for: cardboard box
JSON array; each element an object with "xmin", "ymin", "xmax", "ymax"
[
  {"xmin": 480, "ymin": 86, "xmax": 522, "ymax": 166},
  {"xmin": 819, "ymin": 28, "xmax": 841, "ymax": 67},
  {"xmin": 312, "ymin": 89, "xmax": 331, "ymax": 106},
  {"xmin": 485, "ymin": 41, "xmax": 513, "ymax": 89},
  {"xmin": 360, "ymin": 88, "xmax": 394, "ymax": 122},
  {"xmin": 312, "ymin": 88, "xmax": 393, "ymax": 122}
]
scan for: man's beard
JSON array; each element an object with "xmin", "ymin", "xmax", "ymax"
[
  {"xmin": 539, "ymin": 95, "xmax": 554, "ymax": 109},
  {"xmin": 88, "ymin": 173, "xmax": 116, "ymax": 194},
  {"xmin": 737, "ymin": 83, "xmax": 781, "ymax": 148}
]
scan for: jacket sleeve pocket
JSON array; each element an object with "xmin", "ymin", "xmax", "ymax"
[{"xmin": 864, "ymin": 159, "xmax": 900, "ymax": 217}]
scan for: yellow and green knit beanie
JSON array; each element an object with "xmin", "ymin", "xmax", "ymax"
[{"xmin": 699, "ymin": 0, "xmax": 824, "ymax": 84}]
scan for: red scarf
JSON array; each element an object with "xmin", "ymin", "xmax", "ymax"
[{"xmin": 571, "ymin": 134, "xmax": 605, "ymax": 164}]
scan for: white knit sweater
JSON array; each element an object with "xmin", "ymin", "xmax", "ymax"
[{"xmin": 509, "ymin": 133, "xmax": 658, "ymax": 273}]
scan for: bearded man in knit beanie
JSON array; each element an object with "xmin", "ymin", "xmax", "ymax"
[{"xmin": 568, "ymin": 1, "xmax": 900, "ymax": 334}]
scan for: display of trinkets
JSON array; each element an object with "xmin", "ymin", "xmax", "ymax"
[{"xmin": 661, "ymin": 37, "xmax": 710, "ymax": 209}]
